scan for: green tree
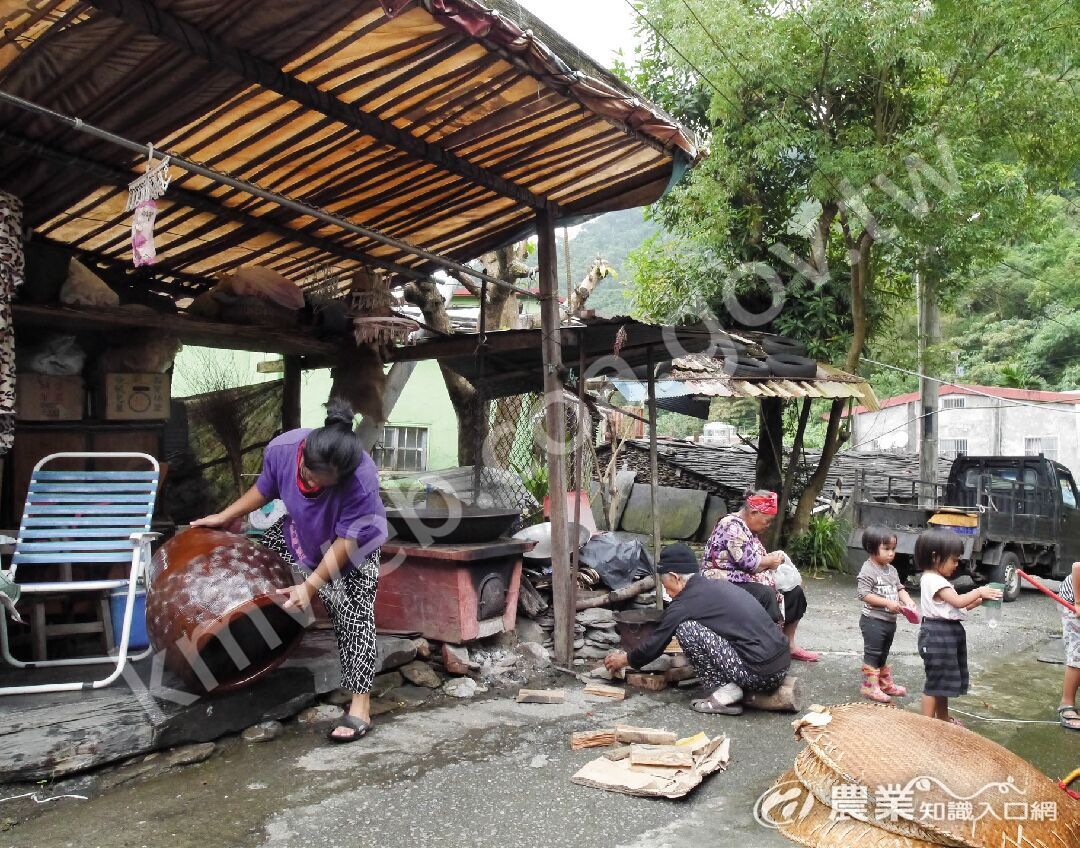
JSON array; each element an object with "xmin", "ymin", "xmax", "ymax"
[{"xmin": 621, "ymin": 0, "xmax": 1080, "ymax": 533}]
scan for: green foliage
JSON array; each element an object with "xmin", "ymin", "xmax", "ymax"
[
  {"xmin": 620, "ymin": 0, "xmax": 1079, "ymax": 373},
  {"xmin": 549, "ymin": 209, "xmax": 659, "ymax": 318},
  {"xmin": 788, "ymin": 514, "xmax": 849, "ymax": 577},
  {"xmin": 656, "ymin": 410, "xmax": 705, "ymax": 439},
  {"xmin": 943, "ymin": 200, "xmax": 1080, "ymax": 391}
]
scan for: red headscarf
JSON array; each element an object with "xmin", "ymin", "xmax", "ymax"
[{"xmin": 746, "ymin": 491, "xmax": 778, "ymax": 515}]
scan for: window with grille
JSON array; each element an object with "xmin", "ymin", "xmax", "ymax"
[
  {"xmin": 940, "ymin": 438, "xmax": 968, "ymax": 458},
  {"xmin": 941, "ymin": 397, "xmax": 966, "ymax": 409},
  {"xmin": 1024, "ymin": 436, "xmax": 1058, "ymax": 461},
  {"xmin": 375, "ymin": 426, "xmax": 429, "ymax": 471}
]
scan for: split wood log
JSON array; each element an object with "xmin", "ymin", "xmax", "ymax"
[
  {"xmin": 518, "ymin": 576, "xmax": 549, "ymax": 618},
  {"xmin": 629, "ymin": 744, "xmax": 693, "ymax": 768},
  {"xmin": 744, "ymin": 676, "xmax": 801, "ymax": 713},
  {"xmin": 614, "ymin": 725, "xmax": 677, "ymax": 745},
  {"xmin": 603, "ymin": 745, "xmax": 632, "ymax": 761},
  {"xmin": 583, "ymin": 682, "xmax": 626, "ymax": 701},
  {"xmin": 570, "ymin": 729, "xmax": 616, "ymax": 750},
  {"xmin": 626, "ymin": 673, "xmax": 668, "ymax": 692},
  {"xmin": 575, "ymin": 576, "xmax": 656, "ymax": 611},
  {"xmin": 516, "ymin": 689, "xmax": 566, "ymax": 704}
]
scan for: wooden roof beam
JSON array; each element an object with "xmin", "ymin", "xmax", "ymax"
[
  {"xmin": 85, "ymin": 0, "xmax": 557, "ymax": 214},
  {"xmin": 0, "ymin": 130, "xmax": 437, "ymax": 287}
]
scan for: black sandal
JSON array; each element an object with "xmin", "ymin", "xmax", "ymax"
[{"xmin": 327, "ymin": 714, "xmax": 370, "ymax": 744}]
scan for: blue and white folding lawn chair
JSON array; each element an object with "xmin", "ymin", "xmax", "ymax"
[{"xmin": 0, "ymin": 452, "xmax": 159, "ymax": 695}]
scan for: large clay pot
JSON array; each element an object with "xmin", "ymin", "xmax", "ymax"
[{"xmin": 145, "ymin": 527, "xmax": 306, "ymax": 693}]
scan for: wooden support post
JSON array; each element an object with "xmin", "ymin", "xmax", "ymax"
[
  {"xmin": 537, "ymin": 208, "xmax": 574, "ymax": 666},
  {"xmin": 646, "ymin": 345, "xmax": 663, "ymax": 609},
  {"xmin": 282, "ymin": 356, "xmax": 302, "ymax": 431},
  {"xmin": 569, "ymin": 334, "xmax": 585, "ymax": 579}
]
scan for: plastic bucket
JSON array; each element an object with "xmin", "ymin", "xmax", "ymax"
[{"xmin": 109, "ymin": 587, "xmax": 149, "ymax": 650}]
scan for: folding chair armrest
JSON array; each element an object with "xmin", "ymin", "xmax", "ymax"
[
  {"xmin": 129, "ymin": 532, "xmax": 162, "ymax": 544},
  {"xmin": 0, "ymin": 535, "xmax": 15, "ymax": 546}
]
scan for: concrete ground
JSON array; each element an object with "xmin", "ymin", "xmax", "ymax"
[{"xmin": 2, "ymin": 574, "xmax": 1074, "ymax": 848}]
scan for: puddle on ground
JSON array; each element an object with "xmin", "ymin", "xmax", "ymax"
[{"xmin": 952, "ymin": 646, "xmax": 1079, "ymax": 779}]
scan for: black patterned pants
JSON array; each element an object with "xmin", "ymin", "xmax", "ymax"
[
  {"xmin": 263, "ymin": 519, "xmax": 380, "ymax": 694},
  {"xmin": 675, "ymin": 620, "xmax": 787, "ymax": 694}
]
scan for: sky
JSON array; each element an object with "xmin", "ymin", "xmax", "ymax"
[{"xmin": 516, "ymin": 0, "xmax": 639, "ymax": 69}]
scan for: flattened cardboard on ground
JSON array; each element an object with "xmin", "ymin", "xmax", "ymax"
[{"xmin": 571, "ymin": 736, "xmax": 730, "ymax": 799}]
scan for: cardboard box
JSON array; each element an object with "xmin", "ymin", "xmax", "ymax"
[
  {"xmin": 101, "ymin": 373, "xmax": 170, "ymax": 420},
  {"xmin": 15, "ymin": 374, "xmax": 85, "ymax": 421}
]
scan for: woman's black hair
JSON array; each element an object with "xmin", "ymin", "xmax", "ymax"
[
  {"xmin": 913, "ymin": 527, "xmax": 964, "ymax": 571},
  {"xmin": 302, "ymin": 397, "xmax": 362, "ymax": 481},
  {"xmin": 862, "ymin": 525, "xmax": 898, "ymax": 555}
]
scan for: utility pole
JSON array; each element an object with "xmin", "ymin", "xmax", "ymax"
[{"xmin": 917, "ymin": 263, "xmax": 940, "ymax": 505}]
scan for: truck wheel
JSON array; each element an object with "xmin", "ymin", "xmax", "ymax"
[{"xmin": 993, "ymin": 552, "xmax": 1022, "ymax": 602}]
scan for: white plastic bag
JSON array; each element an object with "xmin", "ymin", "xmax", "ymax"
[{"xmin": 774, "ymin": 552, "xmax": 802, "ymax": 592}]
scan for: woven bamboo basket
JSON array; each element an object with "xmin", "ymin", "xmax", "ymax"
[
  {"xmin": 794, "ymin": 703, "xmax": 1079, "ymax": 848},
  {"xmin": 772, "ymin": 770, "xmax": 939, "ymax": 848},
  {"xmin": 793, "ymin": 747, "xmax": 959, "ymax": 845}
]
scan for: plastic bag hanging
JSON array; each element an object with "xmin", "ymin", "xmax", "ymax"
[
  {"xmin": 131, "ymin": 199, "xmax": 158, "ymax": 267},
  {"xmin": 126, "ymin": 143, "xmax": 170, "ymax": 267}
]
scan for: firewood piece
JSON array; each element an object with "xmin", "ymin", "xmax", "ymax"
[
  {"xmin": 744, "ymin": 675, "xmax": 801, "ymax": 713},
  {"xmin": 626, "ymin": 673, "xmax": 668, "ymax": 692},
  {"xmin": 583, "ymin": 682, "xmax": 626, "ymax": 700},
  {"xmin": 570, "ymin": 729, "xmax": 616, "ymax": 750},
  {"xmin": 575, "ymin": 576, "xmax": 656, "ymax": 611},
  {"xmin": 664, "ymin": 638, "xmax": 683, "ymax": 654},
  {"xmin": 629, "ymin": 744, "xmax": 694, "ymax": 768},
  {"xmin": 516, "ymin": 688, "xmax": 565, "ymax": 704},
  {"xmin": 614, "ymin": 725, "xmax": 677, "ymax": 745},
  {"xmin": 518, "ymin": 576, "xmax": 549, "ymax": 618},
  {"xmin": 412, "ymin": 638, "xmax": 431, "ymax": 658},
  {"xmin": 603, "ymin": 745, "xmax": 632, "ymax": 761}
]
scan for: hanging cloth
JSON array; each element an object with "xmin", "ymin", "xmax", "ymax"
[{"xmin": 0, "ymin": 191, "xmax": 25, "ymax": 455}]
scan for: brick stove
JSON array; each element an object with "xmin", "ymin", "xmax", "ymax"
[{"xmin": 374, "ymin": 538, "xmax": 530, "ymax": 643}]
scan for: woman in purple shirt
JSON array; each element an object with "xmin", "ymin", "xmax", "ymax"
[{"xmin": 193, "ymin": 399, "xmax": 387, "ymax": 743}]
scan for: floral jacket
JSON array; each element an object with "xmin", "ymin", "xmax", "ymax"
[{"xmin": 701, "ymin": 512, "xmax": 776, "ymax": 590}]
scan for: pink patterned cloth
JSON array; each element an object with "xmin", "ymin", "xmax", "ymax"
[{"xmin": 701, "ymin": 512, "xmax": 776, "ymax": 592}]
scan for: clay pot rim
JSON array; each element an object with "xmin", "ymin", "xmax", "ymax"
[{"xmin": 193, "ymin": 593, "xmax": 306, "ymax": 694}]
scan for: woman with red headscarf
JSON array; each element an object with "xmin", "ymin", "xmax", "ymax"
[{"xmin": 701, "ymin": 489, "xmax": 819, "ymax": 662}]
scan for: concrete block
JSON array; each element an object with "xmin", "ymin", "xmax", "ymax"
[
  {"xmin": 696, "ymin": 495, "xmax": 729, "ymax": 541},
  {"xmin": 620, "ymin": 484, "xmax": 707, "ymax": 539}
]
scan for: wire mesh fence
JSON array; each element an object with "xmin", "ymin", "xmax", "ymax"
[{"xmin": 476, "ymin": 391, "xmax": 595, "ymax": 522}]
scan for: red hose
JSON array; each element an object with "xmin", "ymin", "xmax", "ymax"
[{"xmin": 1017, "ymin": 570, "xmax": 1077, "ymax": 614}]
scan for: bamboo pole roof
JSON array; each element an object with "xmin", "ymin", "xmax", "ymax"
[{"xmin": 0, "ymin": 0, "xmax": 699, "ymax": 303}]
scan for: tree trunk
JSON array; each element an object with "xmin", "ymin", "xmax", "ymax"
[
  {"xmin": 755, "ymin": 397, "xmax": 784, "ymax": 493},
  {"xmin": 776, "ymin": 397, "xmax": 812, "ymax": 547},
  {"xmin": 403, "ymin": 276, "xmax": 489, "ymax": 466},
  {"xmin": 790, "ymin": 397, "xmax": 849, "ymax": 534},
  {"xmin": 442, "ymin": 365, "xmax": 486, "ymax": 467}
]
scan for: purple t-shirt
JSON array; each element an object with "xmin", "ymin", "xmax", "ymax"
[{"xmin": 256, "ymin": 429, "xmax": 386, "ymax": 571}]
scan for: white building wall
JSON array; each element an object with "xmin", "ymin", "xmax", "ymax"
[
  {"xmin": 853, "ymin": 402, "xmax": 914, "ymax": 451},
  {"xmin": 852, "ymin": 395, "xmax": 1080, "ymax": 476}
]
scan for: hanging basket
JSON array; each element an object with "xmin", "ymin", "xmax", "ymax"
[{"xmin": 352, "ymin": 316, "xmax": 418, "ymax": 347}]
